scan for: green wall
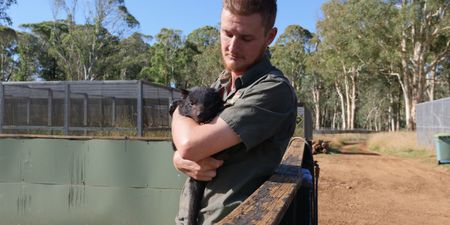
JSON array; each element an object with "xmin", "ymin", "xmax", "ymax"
[{"xmin": 0, "ymin": 138, "xmax": 185, "ymax": 225}]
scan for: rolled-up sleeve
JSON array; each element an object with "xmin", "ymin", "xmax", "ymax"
[{"xmin": 219, "ymin": 75, "xmax": 296, "ymax": 150}]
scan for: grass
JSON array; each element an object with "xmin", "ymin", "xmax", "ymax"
[
  {"xmin": 313, "ymin": 131, "xmax": 450, "ymax": 171},
  {"xmin": 367, "ymin": 131, "xmax": 431, "ymax": 157},
  {"xmin": 367, "ymin": 131, "xmax": 450, "ymax": 171}
]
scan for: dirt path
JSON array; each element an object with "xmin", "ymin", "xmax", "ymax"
[{"xmin": 315, "ymin": 143, "xmax": 450, "ymax": 225}]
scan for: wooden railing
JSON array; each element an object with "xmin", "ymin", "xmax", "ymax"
[{"xmin": 217, "ymin": 137, "xmax": 317, "ymax": 225}]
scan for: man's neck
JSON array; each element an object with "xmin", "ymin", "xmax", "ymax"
[{"xmin": 230, "ymin": 71, "xmax": 243, "ymax": 92}]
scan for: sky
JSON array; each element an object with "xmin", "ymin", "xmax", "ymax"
[{"xmin": 8, "ymin": 0, "xmax": 325, "ymax": 41}]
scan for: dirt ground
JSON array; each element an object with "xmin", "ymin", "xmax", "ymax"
[{"xmin": 315, "ymin": 143, "xmax": 450, "ymax": 225}]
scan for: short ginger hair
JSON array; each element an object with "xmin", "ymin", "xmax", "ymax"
[{"xmin": 222, "ymin": 0, "xmax": 277, "ymax": 33}]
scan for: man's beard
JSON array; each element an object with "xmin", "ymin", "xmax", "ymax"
[{"xmin": 222, "ymin": 44, "xmax": 267, "ymax": 74}]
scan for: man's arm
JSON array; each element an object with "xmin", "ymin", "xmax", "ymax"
[
  {"xmin": 171, "ymin": 107, "xmax": 241, "ymax": 162},
  {"xmin": 172, "ymin": 151, "xmax": 224, "ymax": 181}
]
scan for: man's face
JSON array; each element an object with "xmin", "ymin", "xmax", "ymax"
[{"xmin": 220, "ymin": 9, "xmax": 276, "ymax": 74}]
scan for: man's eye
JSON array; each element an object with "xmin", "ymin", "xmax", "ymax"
[{"xmin": 242, "ymin": 37, "xmax": 254, "ymax": 42}]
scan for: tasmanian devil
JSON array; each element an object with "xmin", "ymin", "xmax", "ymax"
[{"xmin": 170, "ymin": 87, "xmax": 225, "ymax": 225}]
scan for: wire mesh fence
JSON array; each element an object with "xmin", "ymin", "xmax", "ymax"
[
  {"xmin": 416, "ymin": 97, "xmax": 450, "ymax": 148},
  {"xmin": 0, "ymin": 80, "xmax": 311, "ymax": 139},
  {"xmin": 0, "ymin": 80, "xmax": 181, "ymax": 137}
]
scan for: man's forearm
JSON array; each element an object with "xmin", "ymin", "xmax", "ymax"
[{"xmin": 171, "ymin": 108, "xmax": 241, "ymax": 162}]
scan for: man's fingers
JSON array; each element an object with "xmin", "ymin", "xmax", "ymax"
[
  {"xmin": 192, "ymin": 169, "xmax": 217, "ymax": 181},
  {"xmin": 199, "ymin": 157, "xmax": 224, "ymax": 170},
  {"xmin": 173, "ymin": 152, "xmax": 224, "ymax": 181}
]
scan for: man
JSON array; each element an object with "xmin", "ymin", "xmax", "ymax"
[{"xmin": 171, "ymin": 0, "xmax": 297, "ymax": 224}]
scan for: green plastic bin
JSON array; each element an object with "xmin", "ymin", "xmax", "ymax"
[{"xmin": 435, "ymin": 133, "xmax": 450, "ymax": 165}]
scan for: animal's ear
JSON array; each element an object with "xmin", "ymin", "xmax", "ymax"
[{"xmin": 180, "ymin": 89, "xmax": 189, "ymax": 99}]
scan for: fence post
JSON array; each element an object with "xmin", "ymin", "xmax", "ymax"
[
  {"xmin": 137, "ymin": 80, "xmax": 143, "ymax": 137},
  {"xmin": 168, "ymin": 89, "xmax": 173, "ymax": 127},
  {"xmin": 64, "ymin": 83, "xmax": 71, "ymax": 135},
  {"xmin": 26, "ymin": 97, "xmax": 31, "ymax": 125},
  {"xmin": 112, "ymin": 97, "xmax": 116, "ymax": 127},
  {"xmin": 0, "ymin": 82, "xmax": 3, "ymax": 134},
  {"xmin": 83, "ymin": 93, "xmax": 88, "ymax": 135},
  {"xmin": 303, "ymin": 107, "xmax": 313, "ymax": 141},
  {"xmin": 48, "ymin": 89, "xmax": 53, "ymax": 133}
]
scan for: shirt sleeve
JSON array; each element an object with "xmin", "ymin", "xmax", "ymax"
[{"xmin": 219, "ymin": 75, "xmax": 296, "ymax": 150}]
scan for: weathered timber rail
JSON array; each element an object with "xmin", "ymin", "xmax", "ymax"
[{"xmin": 218, "ymin": 137, "xmax": 317, "ymax": 225}]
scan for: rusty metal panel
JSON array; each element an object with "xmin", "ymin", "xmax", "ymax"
[{"xmin": 0, "ymin": 138, "xmax": 185, "ymax": 225}]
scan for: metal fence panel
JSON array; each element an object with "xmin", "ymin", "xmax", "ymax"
[
  {"xmin": 416, "ymin": 97, "xmax": 450, "ymax": 148},
  {"xmin": 0, "ymin": 137, "xmax": 184, "ymax": 225},
  {"xmin": 0, "ymin": 80, "xmax": 181, "ymax": 137}
]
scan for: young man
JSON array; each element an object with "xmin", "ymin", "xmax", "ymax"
[{"xmin": 171, "ymin": 0, "xmax": 297, "ymax": 224}]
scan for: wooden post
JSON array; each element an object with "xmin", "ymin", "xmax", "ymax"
[{"xmin": 303, "ymin": 107, "xmax": 313, "ymax": 141}]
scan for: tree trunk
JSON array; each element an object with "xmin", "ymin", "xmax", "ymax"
[
  {"xmin": 426, "ymin": 65, "xmax": 437, "ymax": 101},
  {"xmin": 344, "ymin": 75, "xmax": 351, "ymax": 130},
  {"xmin": 349, "ymin": 66, "xmax": 357, "ymax": 130},
  {"xmin": 312, "ymin": 85, "xmax": 321, "ymax": 129},
  {"xmin": 389, "ymin": 93, "xmax": 395, "ymax": 131},
  {"xmin": 399, "ymin": 1, "xmax": 414, "ymax": 131},
  {"xmin": 335, "ymin": 81, "xmax": 346, "ymax": 129},
  {"xmin": 397, "ymin": 0, "xmax": 450, "ymax": 130}
]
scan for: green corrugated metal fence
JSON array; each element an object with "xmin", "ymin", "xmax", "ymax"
[{"xmin": 0, "ymin": 137, "xmax": 184, "ymax": 225}]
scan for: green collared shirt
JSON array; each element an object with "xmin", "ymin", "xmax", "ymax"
[{"xmin": 176, "ymin": 55, "xmax": 297, "ymax": 225}]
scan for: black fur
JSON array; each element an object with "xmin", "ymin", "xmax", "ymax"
[{"xmin": 170, "ymin": 87, "xmax": 224, "ymax": 225}]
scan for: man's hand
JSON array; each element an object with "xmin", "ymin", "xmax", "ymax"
[{"xmin": 173, "ymin": 151, "xmax": 223, "ymax": 181}]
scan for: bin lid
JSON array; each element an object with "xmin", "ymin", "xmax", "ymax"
[{"xmin": 435, "ymin": 133, "xmax": 450, "ymax": 138}]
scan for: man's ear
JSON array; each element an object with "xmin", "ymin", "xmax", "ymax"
[
  {"xmin": 266, "ymin": 27, "xmax": 278, "ymax": 46},
  {"xmin": 180, "ymin": 89, "xmax": 189, "ymax": 99}
]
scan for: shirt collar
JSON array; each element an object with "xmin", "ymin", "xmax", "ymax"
[
  {"xmin": 240, "ymin": 55, "xmax": 274, "ymax": 89},
  {"xmin": 218, "ymin": 54, "xmax": 274, "ymax": 91}
]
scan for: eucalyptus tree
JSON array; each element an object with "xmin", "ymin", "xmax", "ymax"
[
  {"xmin": 20, "ymin": 21, "xmax": 69, "ymax": 80},
  {"xmin": 142, "ymin": 28, "xmax": 185, "ymax": 86},
  {"xmin": 272, "ymin": 25, "xmax": 313, "ymax": 95},
  {"xmin": 14, "ymin": 32, "xmax": 41, "ymax": 81},
  {"xmin": 317, "ymin": 0, "xmax": 394, "ymax": 129},
  {"xmin": 113, "ymin": 32, "xmax": 152, "ymax": 80},
  {"xmin": 0, "ymin": 0, "xmax": 16, "ymax": 26},
  {"xmin": 51, "ymin": 0, "xmax": 139, "ymax": 36},
  {"xmin": 186, "ymin": 26, "xmax": 222, "ymax": 87},
  {"xmin": 304, "ymin": 36, "xmax": 331, "ymax": 129},
  {"xmin": 27, "ymin": 0, "xmax": 140, "ymax": 80},
  {"xmin": 0, "ymin": 25, "xmax": 17, "ymax": 81},
  {"xmin": 389, "ymin": 0, "xmax": 450, "ymax": 130}
]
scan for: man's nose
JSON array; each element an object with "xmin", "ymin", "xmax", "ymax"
[{"xmin": 228, "ymin": 37, "xmax": 240, "ymax": 53}]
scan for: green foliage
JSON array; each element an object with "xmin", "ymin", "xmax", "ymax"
[
  {"xmin": 0, "ymin": 25, "xmax": 17, "ymax": 81},
  {"xmin": 0, "ymin": 0, "xmax": 16, "ymax": 26},
  {"xmin": 186, "ymin": 26, "xmax": 222, "ymax": 87},
  {"xmin": 272, "ymin": 25, "xmax": 313, "ymax": 95},
  {"xmin": 141, "ymin": 26, "xmax": 223, "ymax": 88},
  {"xmin": 117, "ymin": 5, "xmax": 140, "ymax": 28}
]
